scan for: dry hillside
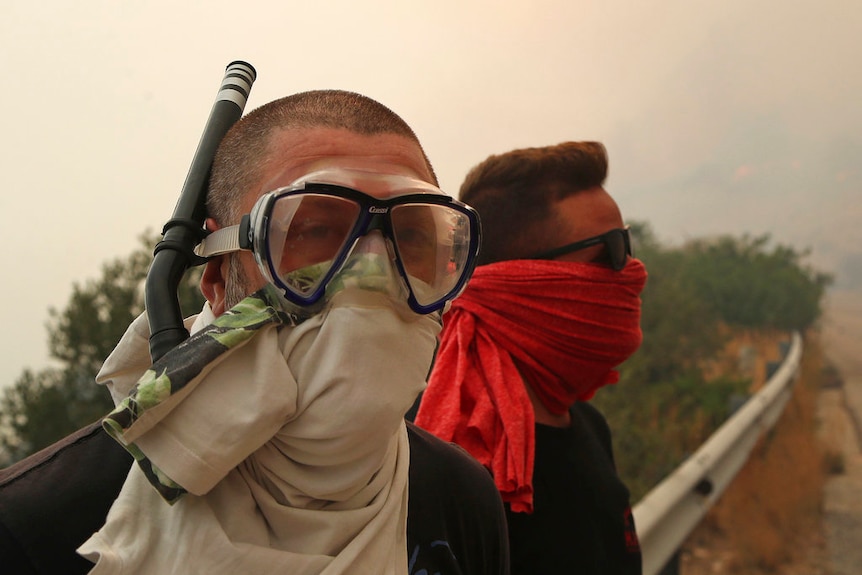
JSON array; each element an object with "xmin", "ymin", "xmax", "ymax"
[{"xmin": 677, "ymin": 288, "xmax": 862, "ymax": 575}]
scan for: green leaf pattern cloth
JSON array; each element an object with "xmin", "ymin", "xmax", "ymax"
[{"xmin": 102, "ymin": 285, "xmax": 304, "ymax": 503}]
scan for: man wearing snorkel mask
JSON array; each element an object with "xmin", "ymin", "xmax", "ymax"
[
  {"xmin": 413, "ymin": 142, "xmax": 646, "ymax": 574},
  {"xmin": 0, "ymin": 91, "xmax": 508, "ymax": 575}
]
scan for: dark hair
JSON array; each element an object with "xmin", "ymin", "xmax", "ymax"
[
  {"xmin": 459, "ymin": 141, "xmax": 608, "ymax": 265},
  {"xmin": 207, "ymin": 90, "xmax": 437, "ymax": 225}
]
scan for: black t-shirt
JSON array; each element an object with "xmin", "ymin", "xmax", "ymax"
[
  {"xmin": 0, "ymin": 421, "xmax": 509, "ymax": 575},
  {"xmin": 504, "ymin": 402, "xmax": 642, "ymax": 575},
  {"xmin": 404, "ymin": 424, "xmax": 509, "ymax": 574}
]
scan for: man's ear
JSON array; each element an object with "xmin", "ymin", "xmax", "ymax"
[{"xmin": 200, "ymin": 217, "xmax": 227, "ymax": 316}]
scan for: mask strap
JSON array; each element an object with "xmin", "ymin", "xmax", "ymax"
[
  {"xmin": 196, "ymin": 225, "xmax": 241, "ymax": 257},
  {"xmin": 195, "ymin": 216, "xmax": 254, "ymax": 258}
]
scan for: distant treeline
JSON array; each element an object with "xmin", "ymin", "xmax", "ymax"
[{"xmin": 0, "ymin": 226, "xmax": 832, "ymax": 487}]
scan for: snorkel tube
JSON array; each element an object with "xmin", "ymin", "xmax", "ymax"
[{"xmin": 145, "ymin": 61, "xmax": 256, "ymax": 361}]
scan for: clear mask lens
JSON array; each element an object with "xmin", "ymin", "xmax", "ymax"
[
  {"xmin": 264, "ymin": 193, "xmax": 362, "ymax": 297},
  {"xmin": 325, "ymin": 234, "xmax": 405, "ymax": 300},
  {"xmin": 259, "ymin": 190, "xmax": 478, "ymax": 313},
  {"xmin": 390, "ymin": 203, "xmax": 474, "ymax": 308}
]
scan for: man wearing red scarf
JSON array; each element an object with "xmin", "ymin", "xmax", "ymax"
[{"xmin": 413, "ymin": 141, "xmax": 647, "ymax": 574}]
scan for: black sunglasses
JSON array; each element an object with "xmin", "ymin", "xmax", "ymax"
[{"xmin": 528, "ymin": 227, "xmax": 632, "ymax": 271}]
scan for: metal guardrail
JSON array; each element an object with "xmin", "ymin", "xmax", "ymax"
[{"xmin": 632, "ymin": 332, "xmax": 803, "ymax": 575}]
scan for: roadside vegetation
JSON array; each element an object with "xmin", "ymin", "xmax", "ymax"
[{"xmin": 593, "ymin": 223, "xmax": 832, "ymax": 574}]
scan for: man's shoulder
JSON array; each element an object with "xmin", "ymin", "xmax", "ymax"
[
  {"xmin": 0, "ymin": 422, "xmax": 132, "ymax": 574},
  {"xmin": 406, "ymin": 421, "xmax": 500, "ymax": 492},
  {"xmin": 407, "ymin": 421, "xmax": 483, "ymax": 468},
  {"xmin": 405, "ymin": 422, "xmax": 509, "ymax": 575},
  {"xmin": 570, "ymin": 401, "xmax": 613, "ymax": 444}
]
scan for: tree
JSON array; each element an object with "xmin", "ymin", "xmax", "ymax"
[
  {"xmin": 682, "ymin": 234, "xmax": 832, "ymax": 331},
  {"xmin": 0, "ymin": 234, "xmax": 206, "ymax": 465}
]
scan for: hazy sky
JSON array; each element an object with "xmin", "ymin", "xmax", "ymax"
[{"xmin": 2, "ymin": 0, "xmax": 860, "ymax": 389}]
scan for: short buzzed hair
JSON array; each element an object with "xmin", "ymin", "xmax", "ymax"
[
  {"xmin": 207, "ymin": 90, "xmax": 437, "ymax": 225},
  {"xmin": 459, "ymin": 141, "xmax": 608, "ymax": 265}
]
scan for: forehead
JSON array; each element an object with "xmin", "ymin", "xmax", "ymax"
[
  {"xmin": 241, "ymin": 127, "xmax": 434, "ymax": 212},
  {"xmin": 554, "ymin": 187, "xmax": 624, "ymax": 240}
]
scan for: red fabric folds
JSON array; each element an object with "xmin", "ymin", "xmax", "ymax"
[{"xmin": 415, "ymin": 258, "xmax": 647, "ymax": 513}]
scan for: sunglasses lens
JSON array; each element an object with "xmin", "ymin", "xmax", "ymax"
[
  {"xmin": 604, "ymin": 229, "xmax": 630, "ymax": 271},
  {"xmin": 266, "ymin": 193, "xmax": 361, "ymax": 297},
  {"xmin": 390, "ymin": 203, "xmax": 476, "ymax": 308}
]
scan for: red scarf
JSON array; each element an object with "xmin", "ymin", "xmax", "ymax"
[{"xmin": 414, "ymin": 259, "xmax": 647, "ymax": 513}]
